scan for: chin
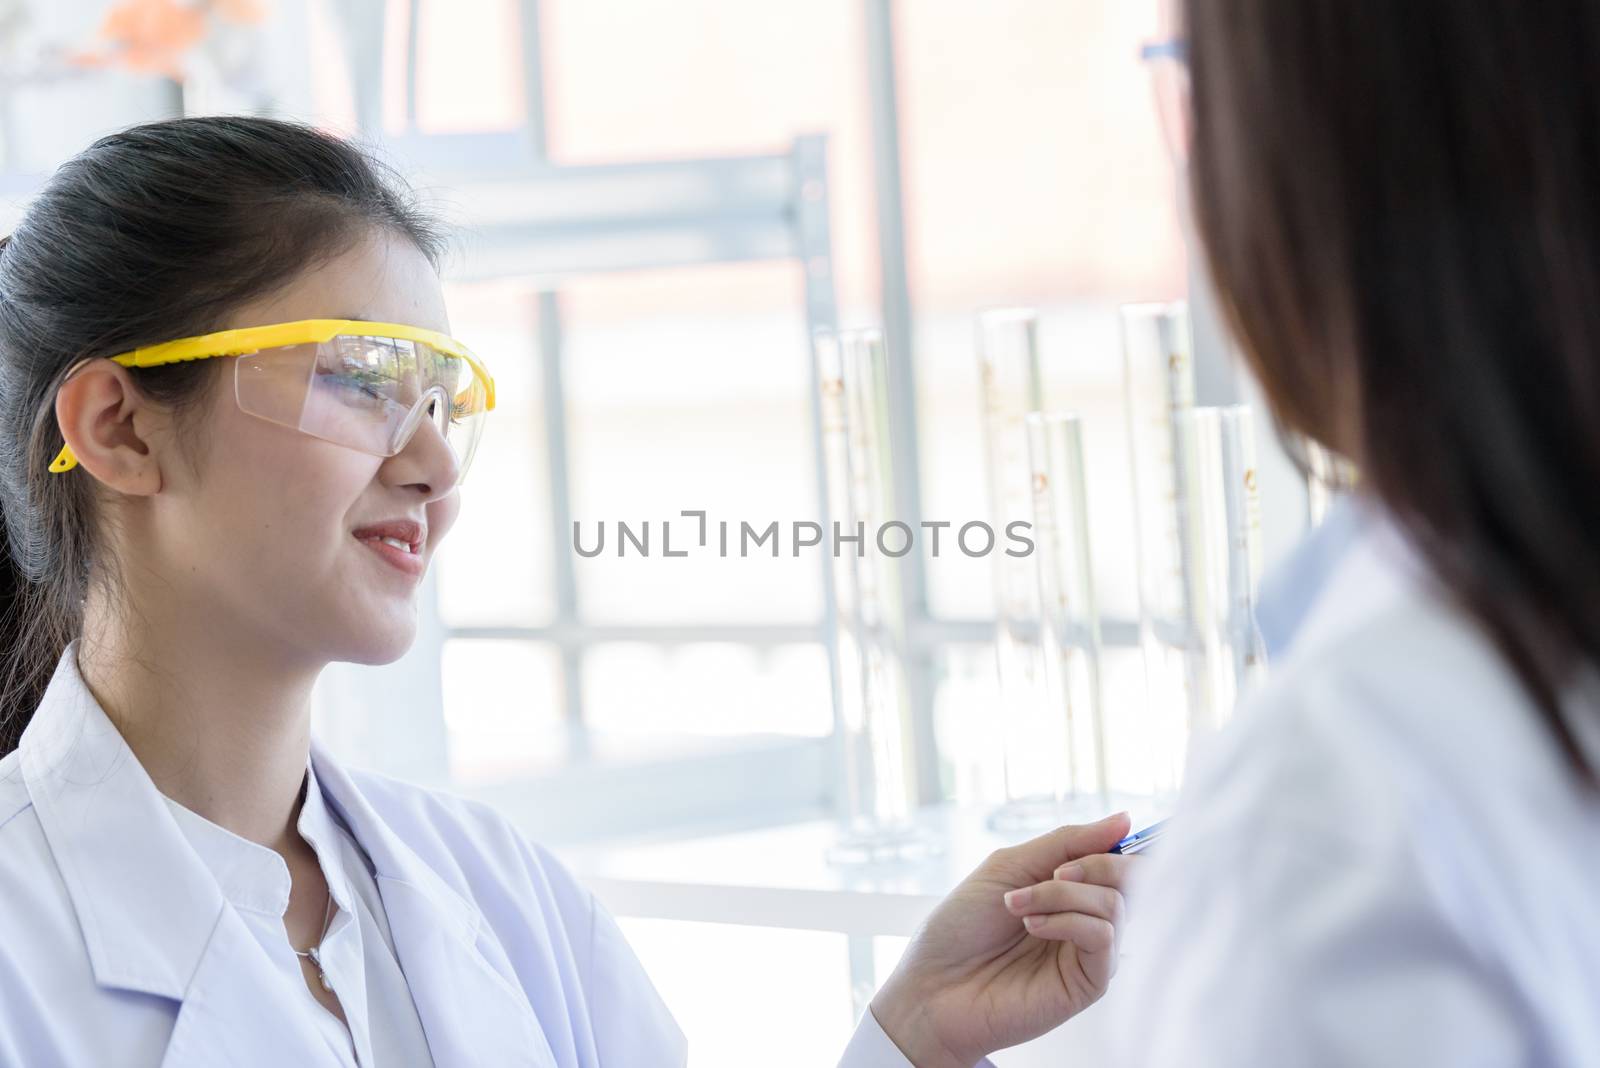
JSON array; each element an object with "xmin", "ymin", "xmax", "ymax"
[
  {"xmin": 328, "ymin": 611, "xmax": 419, "ymax": 666},
  {"xmin": 344, "ymin": 640, "xmax": 415, "ymax": 666}
]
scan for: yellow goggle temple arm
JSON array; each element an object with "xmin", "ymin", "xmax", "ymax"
[
  {"xmin": 46, "ymin": 319, "xmax": 495, "ymax": 473},
  {"xmin": 49, "ymin": 377, "xmax": 493, "ymax": 474}
]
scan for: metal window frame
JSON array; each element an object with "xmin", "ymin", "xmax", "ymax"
[
  {"xmin": 333, "ymin": 0, "xmax": 856, "ymax": 821},
  {"xmin": 0, "ymin": 2, "xmax": 1259, "ymax": 835},
  {"xmin": 330, "ymin": 0, "xmax": 1170, "ymax": 823}
]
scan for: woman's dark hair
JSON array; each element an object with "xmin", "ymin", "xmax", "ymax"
[
  {"xmin": 0, "ymin": 115, "xmax": 447, "ymax": 754},
  {"xmin": 1185, "ymin": 1, "xmax": 1600, "ymax": 782}
]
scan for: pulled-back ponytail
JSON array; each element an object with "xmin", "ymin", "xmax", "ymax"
[{"xmin": 0, "ymin": 230, "xmax": 81, "ymax": 752}]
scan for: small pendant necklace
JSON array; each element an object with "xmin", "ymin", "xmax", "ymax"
[{"xmin": 292, "ymin": 888, "xmax": 336, "ymax": 991}]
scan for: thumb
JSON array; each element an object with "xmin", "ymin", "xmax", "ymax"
[{"xmin": 1006, "ymin": 811, "xmax": 1132, "ymax": 881}]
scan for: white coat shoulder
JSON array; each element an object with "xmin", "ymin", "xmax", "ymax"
[
  {"xmin": 0, "ymin": 751, "xmax": 89, "ymax": 978},
  {"xmin": 0, "ymin": 752, "xmax": 177, "ymax": 1067},
  {"xmin": 1107, "ymin": 560, "xmax": 1600, "ymax": 1066}
]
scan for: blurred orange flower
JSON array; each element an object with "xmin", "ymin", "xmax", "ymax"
[
  {"xmin": 104, "ymin": 0, "xmax": 205, "ymax": 78},
  {"xmin": 64, "ymin": 0, "xmax": 266, "ymax": 80},
  {"xmin": 214, "ymin": 0, "xmax": 267, "ymax": 24}
]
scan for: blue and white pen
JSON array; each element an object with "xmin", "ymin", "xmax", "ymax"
[{"xmin": 1109, "ymin": 818, "xmax": 1168, "ymax": 855}]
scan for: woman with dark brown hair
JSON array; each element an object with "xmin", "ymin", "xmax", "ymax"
[{"xmin": 1100, "ymin": 1, "xmax": 1600, "ymax": 1063}]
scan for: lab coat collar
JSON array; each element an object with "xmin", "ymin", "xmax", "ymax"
[
  {"xmin": 153, "ymin": 757, "xmax": 356, "ymax": 922},
  {"xmin": 159, "ymin": 789, "xmax": 294, "ymax": 918},
  {"xmin": 1260, "ymin": 494, "xmax": 1425, "ymax": 663},
  {"xmin": 297, "ymin": 757, "xmax": 357, "ymax": 918},
  {"xmin": 306, "ymin": 738, "xmax": 480, "ymax": 942},
  {"xmin": 308, "ymin": 740, "xmax": 562, "ymax": 1067},
  {"xmin": 1254, "ymin": 494, "xmax": 1369, "ymax": 658},
  {"xmin": 18, "ymin": 639, "xmax": 231, "ymax": 1000}
]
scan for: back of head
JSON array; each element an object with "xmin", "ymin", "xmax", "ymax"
[
  {"xmin": 1184, "ymin": 0, "xmax": 1600, "ymax": 781},
  {"xmin": 0, "ymin": 115, "xmax": 446, "ymax": 755}
]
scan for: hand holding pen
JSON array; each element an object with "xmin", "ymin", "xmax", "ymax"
[{"xmin": 869, "ymin": 812, "xmax": 1141, "ymax": 1068}]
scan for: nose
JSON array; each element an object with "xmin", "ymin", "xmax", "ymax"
[{"xmin": 382, "ymin": 389, "xmax": 462, "ymax": 497}]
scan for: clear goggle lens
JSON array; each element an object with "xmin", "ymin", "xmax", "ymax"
[{"xmin": 235, "ymin": 334, "xmax": 490, "ymax": 484}]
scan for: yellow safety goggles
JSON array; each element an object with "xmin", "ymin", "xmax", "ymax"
[{"xmin": 48, "ymin": 319, "xmax": 496, "ymax": 483}]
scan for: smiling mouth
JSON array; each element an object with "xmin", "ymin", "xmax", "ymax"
[
  {"xmin": 353, "ymin": 531, "xmax": 426, "ymax": 577},
  {"xmin": 350, "ymin": 518, "xmax": 427, "ymax": 558},
  {"xmin": 361, "ymin": 534, "xmax": 418, "ymax": 554}
]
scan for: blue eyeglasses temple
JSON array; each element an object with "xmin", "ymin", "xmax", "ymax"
[{"xmin": 1140, "ymin": 38, "xmax": 1188, "ymax": 63}]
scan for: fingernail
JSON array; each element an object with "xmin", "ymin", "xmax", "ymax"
[
  {"xmin": 1056, "ymin": 863, "xmax": 1084, "ymax": 882},
  {"xmin": 1004, "ymin": 888, "xmax": 1031, "ymax": 911},
  {"xmin": 1023, "ymin": 914, "xmax": 1044, "ymax": 930},
  {"xmin": 1103, "ymin": 810, "xmax": 1129, "ymax": 823}
]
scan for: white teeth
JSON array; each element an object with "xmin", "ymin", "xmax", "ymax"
[{"xmin": 377, "ymin": 536, "xmax": 412, "ymax": 553}]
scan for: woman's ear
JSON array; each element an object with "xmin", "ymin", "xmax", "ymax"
[{"xmin": 54, "ymin": 359, "xmax": 165, "ymax": 496}]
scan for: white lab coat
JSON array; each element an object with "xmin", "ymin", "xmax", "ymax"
[
  {"xmin": 1100, "ymin": 506, "xmax": 1600, "ymax": 1065},
  {"xmin": 0, "ymin": 639, "xmax": 930, "ymax": 1068},
  {"xmin": 0, "ymin": 640, "xmax": 687, "ymax": 1068}
]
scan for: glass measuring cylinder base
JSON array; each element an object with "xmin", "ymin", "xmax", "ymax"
[
  {"xmin": 826, "ymin": 819, "xmax": 943, "ymax": 866},
  {"xmin": 986, "ymin": 794, "xmax": 1076, "ymax": 834},
  {"xmin": 987, "ymin": 789, "xmax": 1151, "ymax": 835}
]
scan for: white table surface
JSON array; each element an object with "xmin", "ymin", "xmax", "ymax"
[
  {"xmin": 554, "ymin": 796, "xmax": 1170, "ymax": 1067},
  {"xmin": 556, "ymin": 795, "xmax": 1170, "ymax": 938}
]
